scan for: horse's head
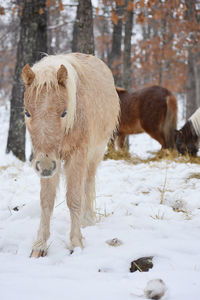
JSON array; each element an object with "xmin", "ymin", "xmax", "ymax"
[
  {"xmin": 22, "ymin": 64, "xmax": 70, "ymax": 178},
  {"xmin": 174, "ymin": 128, "xmax": 198, "ymax": 156}
]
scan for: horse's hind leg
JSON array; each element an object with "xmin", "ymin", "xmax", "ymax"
[
  {"xmin": 30, "ymin": 173, "xmax": 59, "ymax": 258},
  {"xmin": 81, "ymin": 161, "xmax": 96, "ymax": 227},
  {"xmin": 116, "ymin": 133, "xmax": 127, "ymax": 150},
  {"xmin": 107, "ymin": 136, "xmax": 115, "ymax": 152},
  {"xmin": 66, "ymin": 150, "xmax": 88, "ymax": 250},
  {"xmin": 148, "ymin": 131, "xmax": 166, "ymax": 149},
  {"xmin": 81, "ymin": 147, "xmax": 104, "ymax": 227}
]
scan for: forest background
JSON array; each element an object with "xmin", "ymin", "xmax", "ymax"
[{"xmin": 0, "ymin": 0, "xmax": 200, "ymax": 160}]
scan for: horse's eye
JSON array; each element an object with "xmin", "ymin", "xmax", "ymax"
[
  {"xmin": 24, "ymin": 110, "xmax": 31, "ymax": 118},
  {"xmin": 61, "ymin": 110, "xmax": 67, "ymax": 118}
]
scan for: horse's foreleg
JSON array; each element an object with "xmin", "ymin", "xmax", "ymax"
[
  {"xmin": 30, "ymin": 174, "xmax": 59, "ymax": 258},
  {"xmin": 66, "ymin": 152, "xmax": 87, "ymax": 251}
]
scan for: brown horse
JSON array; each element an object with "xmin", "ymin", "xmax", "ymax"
[
  {"xmin": 175, "ymin": 108, "xmax": 200, "ymax": 156},
  {"xmin": 113, "ymin": 85, "xmax": 177, "ymax": 150},
  {"xmin": 22, "ymin": 53, "xmax": 120, "ymax": 258}
]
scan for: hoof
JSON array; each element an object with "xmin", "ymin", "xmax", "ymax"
[
  {"xmin": 69, "ymin": 237, "xmax": 83, "ymax": 252},
  {"xmin": 30, "ymin": 249, "xmax": 47, "ymax": 258}
]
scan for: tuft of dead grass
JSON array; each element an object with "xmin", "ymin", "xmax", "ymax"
[
  {"xmin": 104, "ymin": 148, "xmax": 200, "ymax": 165},
  {"xmin": 0, "ymin": 165, "xmax": 10, "ymax": 174},
  {"xmin": 150, "ymin": 210, "xmax": 165, "ymax": 220},
  {"xmin": 186, "ymin": 173, "xmax": 200, "ymax": 182},
  {"xmin": 104, "ymin": 149, "xmax": 131, "ymax": 161}
]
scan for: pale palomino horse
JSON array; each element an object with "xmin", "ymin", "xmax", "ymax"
[{"xmin": 22, "ymin": 53, "xmax": 120, "ymax": 258}]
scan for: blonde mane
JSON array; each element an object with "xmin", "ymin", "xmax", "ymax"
[
  {"xmin": 31, "ymin": 54, "xmax": 78, "ymax": 133},
  {"xmin": 189, "ymin": 107, "xmax": 200, "ymax": 137}
]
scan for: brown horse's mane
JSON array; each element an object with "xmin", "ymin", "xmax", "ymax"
[{"xmin": 180, "ymin": 120, "xmax": 198, "ymax": 143}]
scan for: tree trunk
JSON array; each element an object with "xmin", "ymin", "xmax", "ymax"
[
  {"xmin": 34, "ymin": 1, "xmax": 48, "ymax": 61},
  {"xmin": 75, "ymin": 0, "xmax": 94, "ymax": 54},
  {"xmin": 108, "ymin": 1, "xmax": 125, "ymax": 86},
  {"xmin": 71, "ymin": 2, "xmax": 80, "ymax": 52},
  {"xmin": 186, "ymin": 50, "xmax": 197, "ymax": 119},
  {"xmin": 123, "ymin": 0, "xmax": 134, "ymax": 151},
  {"xmin": 123, "ymin": 0, "xmax": 134, "ymax": 91},
  {"xmin": 6, "ymin": 0, "xmax": 48, "ymax": 161},
  {"xmin": 185, "ymin": 0, "xmax": 200, "ymax": 118}
]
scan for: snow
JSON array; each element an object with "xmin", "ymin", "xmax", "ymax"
[{"xmin": 0, "ymin": 101, "xmax": 200, "ymax": 300}]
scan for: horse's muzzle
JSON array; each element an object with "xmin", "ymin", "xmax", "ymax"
[{"xmin": 35, "ymin": 158, "xmax": 57, "ymax": 178}]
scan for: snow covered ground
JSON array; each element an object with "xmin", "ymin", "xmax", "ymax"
[{"xmin": 0, "ymin": 101, "xmax": 200, "ymax": 300}]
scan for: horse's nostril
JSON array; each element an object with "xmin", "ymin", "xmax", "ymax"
[
  {"xmin": 36, "ymin": 161, "xmax": 40, "ymax": 171},
  {"xmin": 41, "ymin": 169, "xmax": 52, "ymax": 177},
  {"xmin": 52, "ymin": 161, "xmax": 56, "ymax": 171}
]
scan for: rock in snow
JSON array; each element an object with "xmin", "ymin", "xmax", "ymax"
[{"xmin": 144, "ymin": 279, "xmax": 166, "ymax": 299}]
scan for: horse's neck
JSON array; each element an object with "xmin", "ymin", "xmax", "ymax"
[{"xmin": 189, "ymin": 108, "xmax": 200, "ymax": 136}]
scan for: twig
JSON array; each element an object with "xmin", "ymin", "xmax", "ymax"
[{"xmin": 160, "ymin": 160, "xmax": 168, "ymax": 205}]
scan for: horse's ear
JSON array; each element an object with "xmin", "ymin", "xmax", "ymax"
[
  {"xmin": 57, "ymin": 64, "xmax": 68, "ymax": 87},
  {"xmin": 21, "ymin": 64, "xmax": 35, "ymax": 86}
]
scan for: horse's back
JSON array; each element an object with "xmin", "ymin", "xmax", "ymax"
[
  {"xmin": 68, "ymin": 53, "xmax": 120, "ymax": 138},
  {"xmin": 136, "ymin": 85, "xmax": 177, "ymax": 147},
  {"xmin": 117, "ymin": 89, "xmax": 142, "ymax": 134},
  {"xmin": 51, "ymin": 53, "xmax": 119, "ymax": 151},
  {"xmin": 137, "ymin": 86, "xmax": 169, "ymax": 130},
  {"xmin": 118, "ymin": 85, "xmax": 177, "ymax": 136}
]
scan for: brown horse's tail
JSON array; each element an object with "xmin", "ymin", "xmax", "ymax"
[{"xmin": 163, "ymin": 94, "xmax": 178, "ymax": 149}]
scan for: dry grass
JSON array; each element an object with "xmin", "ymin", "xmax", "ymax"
[
  {"xmin": 104, "ymin": 148, "xmax": 200, "ymax": 165},
  {"xmin": 104, "ymin": 149, "xmax": 131, "ymax": 161},
  {"xmin": 0, "ymin": 165, "xmax": 10, "ymax": 173},
  {"xmin": 150, "ymin": 210, "xmax": 165, "ymax": 220},
  {"xmin": 186, "ymin": 173, "xmax": 200, "ymax": 182}
]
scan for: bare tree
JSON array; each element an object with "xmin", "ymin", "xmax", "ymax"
[
  {"xmin": 123, "ymin": 0, "xmax": 134, "ymax": 91},
  {"xmin": 71, "ymin": 2, "xmax": 80, "ymax": 52},
  {"xmin": 108, "ymin": 1, "xmax": 125, "ymax": 86},
  {"xmin": 185, "ymin": 0, "xmax": 200, "ymax": 118},
  {"xmin": 73, "ymin": 0, "xmax": 94, "ymax": 54},
  {"xmin": 6, "ymin": 0, "xmax": 48, "ymax": 161}
]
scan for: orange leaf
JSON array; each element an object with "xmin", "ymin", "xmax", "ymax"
[
  {"xmin": 127, "ymin": 1, "xmax": 134, "ymax": 12},
  {"xmin": 117, "ymin": 0, "xmax": 124, "ymax": 6},
  {"xmin": 11, "ymin": 6, "xmax": 17, "ymax": 17},
  {"xmin": 136, "ymin": 12, "xmax": 145, "ymax": 24},
  {"xmin": 122, "ymin": 13, "xmax": 126, "ymax": 22},
  {"xmin": 96, "ymin": 7, "xmax": 99, "ymax": 15},
  {"xmin": 46, "ymin": 0, "xmax": 54, "ymax": 7},
  {"xmin": 111, "ymin": 10, "xmax": 119, "ymax": 25},
  {"xmin": 39, "ymin": 7, "xmax": 44, "ymax": 14},
  {"xmin": 0, "ymin": 6, "xmax": 5, "ymax": 15},
  {"xmin": 59, "ymin": 0, "xmax": 63, "ymax": 11}
]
